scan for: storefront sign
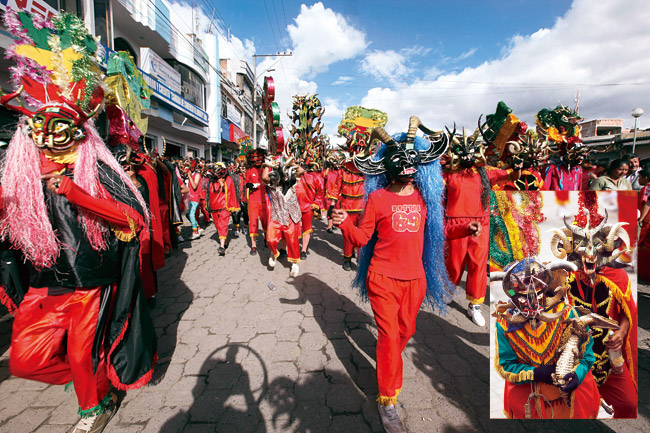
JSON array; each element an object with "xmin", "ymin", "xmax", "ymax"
[
  {"xmin": 1, "ymin": 0, "xmax": 57, "ymax": 19},
  {"xmin": 230, "ymin": 123, "xmax": 246, "ymax": 142},
  {"xmin": 226, "ymin": 103, "xmax": 242, "ymax": 127},
  {"xmin": 142, "ymin": 71, "xmax": 208, "ymax": 125},
  {"xmin": 140, "ymin": 47, "xmax": 182, "ymax": 95}
]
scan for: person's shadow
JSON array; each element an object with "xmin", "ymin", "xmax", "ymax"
[{"xmin": 159, "ymin": 343, "xmax": 268, "ymax": 432}]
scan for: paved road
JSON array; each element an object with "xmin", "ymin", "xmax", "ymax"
[{"xmin": 0, "ymin": 218, "xmax": 648, "ymax": 432}]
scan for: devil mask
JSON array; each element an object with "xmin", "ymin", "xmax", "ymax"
[
  {"xmin": 353, "ymin": 116, "xmax": 448, "ymax": 180},
  {"xmin": 549, "ymin": 209, "xmax": 630, "ymax": 284}
]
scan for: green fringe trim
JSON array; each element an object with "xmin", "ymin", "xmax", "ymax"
[
  {"xmin": 78, "ymin": 392, "xmax": 113, "ymax": 418},
  {"xmin": 64, "ymin": 381, "xmax": 74, "ymax": 393}
]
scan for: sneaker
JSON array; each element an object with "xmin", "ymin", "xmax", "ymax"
[
  {"xmin": 233, "ymin": 230, "xmax": 240, "ymax": 238},
  {"xmin": 198, "ymin": 228, "xmax": 205, "ymax": 236},
  {"xmin": 300, "ymin": 251, "xmax": 307, "ymax": 260},
  {"xmin": 218, "ymin": 247, "xmax": 225, "ymax": 256},
  {"xmin": 191, "ymin": 231, "xmax": 201, "ymax": 240},
  {"xmin": 72, "ymin": 393, "xmax": 117, "ymax": 433},
  {"xmin": 342, "ymin": 260, "xmax": 352, "ymax": 271},
  {"xmin": 326, "ymin": 227, "xmax": 333, "ymax": 234},
  {"xmin": 250, "ymin": 247, "xmax": 257, "ymax": 256},
  {"xmin": 290, "ymin": 263, "xmax": 299, "ymax": 277},
  {"xmin": 268, "ymin": 256, "xmax": 276, "ymax": 268},
  {"xmin": 377, "ymin": 402, "xmax": 406, "ymax": 433},
  {"xmin": 178, "ymin": 235, "xmax": 185, "ymax": 243},
  {"xmin": 467, "ymin": 303, "xmax": 486, "ymax": 327}
]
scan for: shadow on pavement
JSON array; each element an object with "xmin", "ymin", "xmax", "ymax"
[{"xmin": 149, "ymin": 246, "xmax": 193, "ymax": 385}]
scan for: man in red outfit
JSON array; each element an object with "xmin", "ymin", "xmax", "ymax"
[
  {"xmin": 295, "ymin": 164, "xmax": 324, "ymax": 258},
  {"xmin": 334, "ymin": 119, "xmax": 451, "ymax": 433},
  {"xmin": 0, "ymin": 11, "xmax": 157, "ymax": 432},
  {"xmin": 443, "ymin": 131, "xmax": 521, "ymax": 326},
  {"xmin": 245, "ymin": 148, "xmax": 269, "ymax": 255},
  {"xmin": 206, "ymin": 163, "xmax": 240, "ymax": 255}
]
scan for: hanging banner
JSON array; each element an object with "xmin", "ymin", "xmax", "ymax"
[
  {"xmin": 1, "ymin": 1, "xmax": 57, "ymax": 19},
  {"xmin": 140, "ymin": 47, "xmax": 182, "ymax": 94}
]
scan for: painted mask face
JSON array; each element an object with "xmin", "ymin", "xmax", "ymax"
[
  {"xmin": 504, "ymin": 261, "xmax": 550, "ymax": 319},
  {"xmin": 450, "ymin": 141, "xmax": 479, "ymax": 169},
  {"xmin": 28, "ymin": 104, "xmax": 87, "ymax": 152},
  {"xmin": 385, "ymin": 146, "xmax": 420, "ymax": 180}
]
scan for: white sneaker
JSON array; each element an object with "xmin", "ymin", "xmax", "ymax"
[
  {"xmin": 72, "ymin": 393, "xmax": 117, "ymax": 433},
  {"xmin": 191, "ymin": 232, "xmax": 201, "ymax": 240},
  {"xmin": 290, "ymin": 263, "xmax": 299, "ymax": 277},
  {"xmin": 268, "ymin": 256, "xmax": 276, "ymax": 268},
  {"xmin": 198, "ymin": 228, "xmax": 205, "ymax": 236},
  {"xmin": 467, "ymin": 303, "xmax": 485, "ymax": 327}
]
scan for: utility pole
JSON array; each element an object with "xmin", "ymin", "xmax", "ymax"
[{"xmin": 252, "ymin": 52, "xmax": 292, "ymax": 148}]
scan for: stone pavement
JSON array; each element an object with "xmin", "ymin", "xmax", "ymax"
[{"xmin": 0, "ymin": 218, "xmax": 648, "ymax": 432}]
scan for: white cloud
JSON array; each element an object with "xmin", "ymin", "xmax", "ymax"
[
  {"xmin": 332, "ymin": 76, "xmax": 354, "ymax": 86},
  {"xmin": 456, "ymin": 48, "xmax": 477, "ymax": 61},
  {"xmin": 361, "ymin": 50, "xmax": 411, "ymax": 81},
  {"xmin": 361, "ymin": 0, "xmax": 650, "ymax": 134}
]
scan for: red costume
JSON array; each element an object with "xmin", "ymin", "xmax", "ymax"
[
  {"xmin": 340, "ymin": 188, "xmax": 426, "ymax": 402},
  {"xmin": 567, "ymin": 268, "xmax": 638, "ymax": 418},
  {"xmin": 543, "ymin": 164, "xmax": 583, "ymax": 191},
  {"xmin": 207, "ymin": 176, "xmax": 240, "ymax": 239},
  {"xmin": 296, "ymin": 172, "xmax": 324, "ymax": 236},
  {"xmin": 330, "ymin": 161, "xmax": 366, "ymax": 259},
  {"xmin": 443, "ymin": 167, "xmax": 511, "ymax": 303},
  {"xmin": 245, "ymin": 166, "xmax": 269, "ymax": 238}
]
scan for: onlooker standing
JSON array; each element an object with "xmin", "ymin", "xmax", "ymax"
[
  {"xmin": 590, "ymin": 159, "xmax": 632, "ymax": 191},
  {"xmin": 625, "ymin": 153, "xmax": 642, "ymax": 190}
]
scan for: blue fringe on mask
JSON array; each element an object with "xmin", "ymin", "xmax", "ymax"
[{"xmin": 351, "ymin": 134, "xmax": 456, "ymax": 314}]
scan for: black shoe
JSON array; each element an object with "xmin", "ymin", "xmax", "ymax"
[
  {"xmin": 250, "ymin": 247, "xmax": 257, "ymax": 256},
  {"xmin": 342, "ymin": 260, "xmax": 351, "ymax": 271},
  {"xmin": 218, "ymin": 247, "xmax": 225, "ymax": 256},
  {"xmin": 278, "ymin": 249, "xmax": 288, "ymax": 259},
  {"xmin": 300, "ymin": 251, "xmax": 307, "ymax": 260},
  {"xmin": 326, "ymin": 227, "xmax": 333, "ymax": 234},
  {"xmin": 233, "ymin": 230, "xmax": 239, "ymax": 238}
]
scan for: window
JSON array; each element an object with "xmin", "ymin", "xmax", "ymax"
[{"xmin": 172, "ymin": 62, "xmax": 206, "ymax": 109}]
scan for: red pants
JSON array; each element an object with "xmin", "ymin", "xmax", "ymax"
[
  {"xmin": 159, "ymin": 202, "xmax": 171, "ymax": 250},
  {"xmin": 267, "ymin": 219, "xmax": 301, "ymax": 263},
  {"xmin": 10, "ymin": 287, "xmax": 110, "ymax": 412},
  {"xmin": 195, "ymin": 198, "xmax": 210, "ymax": 222},
  {"xmin": 211, "ymin": 210, "xmax": 231, "ymax": 239},
  {"xmin": 248, "ymin": 201, "xmax": 269, "ymax": 237},
  {"xmin": 301, "ymin": 211, "xmax": 313, "ymax": 236},
  {"xmin": 444, "ymin": 216, "xmax": 489, "ymax": 304},
  {"xmin": 343, "ymin": 212, "xmax": 362, "ymax": 258},
  {"xmin": 598, "ymin": 363, "xmax": 638, "ymax": 418},
  {"xmin": 366, "ymin": 271, "xmax": 426, "ymax": 403},
  {"xmin": 504, "ymin": 371, "xmax": 600, "ymax": 418}
]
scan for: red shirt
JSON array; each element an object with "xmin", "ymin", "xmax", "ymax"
[
  {"xmin": 245, "ymin": 166, "xmax": 267, "ymax": 204},
  {"xmin": 296, "ymin": 172, "xmax": 324, "ymax": 213},
  {"xmin": 340, "ymin": 187, "xmax": 426, "ymax": 280},
  {"xmin": 444, "ymin": 167, "xmax": 510, "ymax": 217},
  {"xmin": 330, "ymin": 161, "xmax": 365, "ymax": 212},
  {"xmin": 188, "ymin": 172, "xmax": 202, "ymax": 202}
]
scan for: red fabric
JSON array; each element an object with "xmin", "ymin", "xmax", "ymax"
[
  {"xmin": 443, "ymin": 167, "xmax": 510, "ymax": 217},
  {"xmin": 300, "ymin": 211, "xmax": 313, "ymax": 235},
  {"xmin": 331, "ymin": 161, "xmax": 365, "ymax": 212},
  {"xmin": 188, "ymin": 172, "xmax": 202, "ymax": 202},
  {"xmin": 135, "ymin": 164, "xmax": 165, "ymax": 270},
  {"xmin": 366, "ymin": 271, "xmax": 426, "ymax": 399},
  {"xmin": 340, "ymin": 188, "xmax": 426, "ymax": 280},
  {"xmin": 267, "ymin": 219, "xmax": 301, "ymax": 263},
  {"xmin": 296, "ymin": 173, "xmax": 323, "ymax": 213},
  {"xmin": 59, "ymin": 177, "xmax": 144, "ymax": 232},
  {"xmin": 598, "ymin": 363, "xmax": 638, "ymax": 418},
  {"xmin": 211, "ymin": 210, "xmax": 230, "ymax": 239},
  {"xmin": 617, "ymin": 191, "xmax": 637, "ymax": 247},
  {"xmin": 248, "ymin": 201, "xmax": 269, "ymax": 236},
  {"xmin": 503, "ymin": 371, "xmax": 599, "ymax": 418},
  {"xmin": 543, "ymin": 164, "xmax": 583, "ymax": 191},
  {"xmin": 639, "ymin": 186, "xmax": 650, "ymax": 281},
  {"xmin": 10, "ymin": 287, "xmax": 110, "ymax": 411},
  {"xmin": 245, "ymin": 167, "xmax": 267, "ymax": 203},
  {"xmin": 444, "ymin": 216, "xmax": 490, "ymax": 303},
  {"xmin": 342, "ymin": 212, "xmax": 361, "ymax": 258}
]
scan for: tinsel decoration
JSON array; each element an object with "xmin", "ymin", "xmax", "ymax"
[{"xmin": 574, "ymin": 191, "xmax": 604, "ymax": 228}]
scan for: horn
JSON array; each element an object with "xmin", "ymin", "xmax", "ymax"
[
  {"xmin": 506, "ymin": 140, "xmax": 523, "ymax": 154},
  {"xmin": 406, "ymin": 116, "xmax": 420, "ymax": 144},
  {"xmin": 547, "ymin": 260, "xmax": 578, "ymax": 272},
  {"xmin": 590, "ymin": 209, "xmax": 608, "ymax": 235},
  {"xmin": 548, "ymin": 228, "xmax": 574, "ymax": 258},
  {"xmin": 161, "ymin": 136, "xmax": 167, "ymax": 157},
  {"xmin": 605, "ymin": 222, "xmax": 630, "ymax": 252},
  {"xmin": 0, "ymin": 86, "xmax": 35, "ymax": 117},
  {"xmin": 490, "ymin": 271, "xmax": 506, "ymax": 281},
  {"xmin": 537, "ymin": 306, "xmax": 569, "ymax": 322},
  {"xmin": 564, "ymin": 215, "xmax": 582, "ymax": 236}
]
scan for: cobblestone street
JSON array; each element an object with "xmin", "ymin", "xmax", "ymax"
[{"xmin": 0, "ymin": 219, "xmax": 648, "ymax": 432}]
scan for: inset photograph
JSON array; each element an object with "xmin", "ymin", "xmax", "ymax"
[{"xmin": 489, "ymin": 190, "xmax": 638, "ymax": 419}]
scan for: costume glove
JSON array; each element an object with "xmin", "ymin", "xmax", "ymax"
[
  {"xmin": 533, "ymin": 364, "xmax": 556, "ymax": 384},
  {"xmin": 559, "ymin": 372, "xmax": 579, "ymax": 393}
]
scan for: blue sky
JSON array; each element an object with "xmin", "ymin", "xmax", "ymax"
[{"xmin": 173, "ymin": 0, "xmax": 650, "ymax": 142}]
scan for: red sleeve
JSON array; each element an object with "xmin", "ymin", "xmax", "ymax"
[
  {"xmin": 313, "ymin": 174, "xmax": 324, "ymax": 209},
  {"xmin": 487, "ymin": 168, "xmax": 512, "ymax": 186},
  {"xmin": 339, "ymin": 195, "xmax": 377, "ymax": 248},
  {"xmin": 59, "ymin": 177, "xmax": 144, "ymax": 233},
  {"xmin": 329, "ymin": 169, "xmax": 342, "ymax": 202}
]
